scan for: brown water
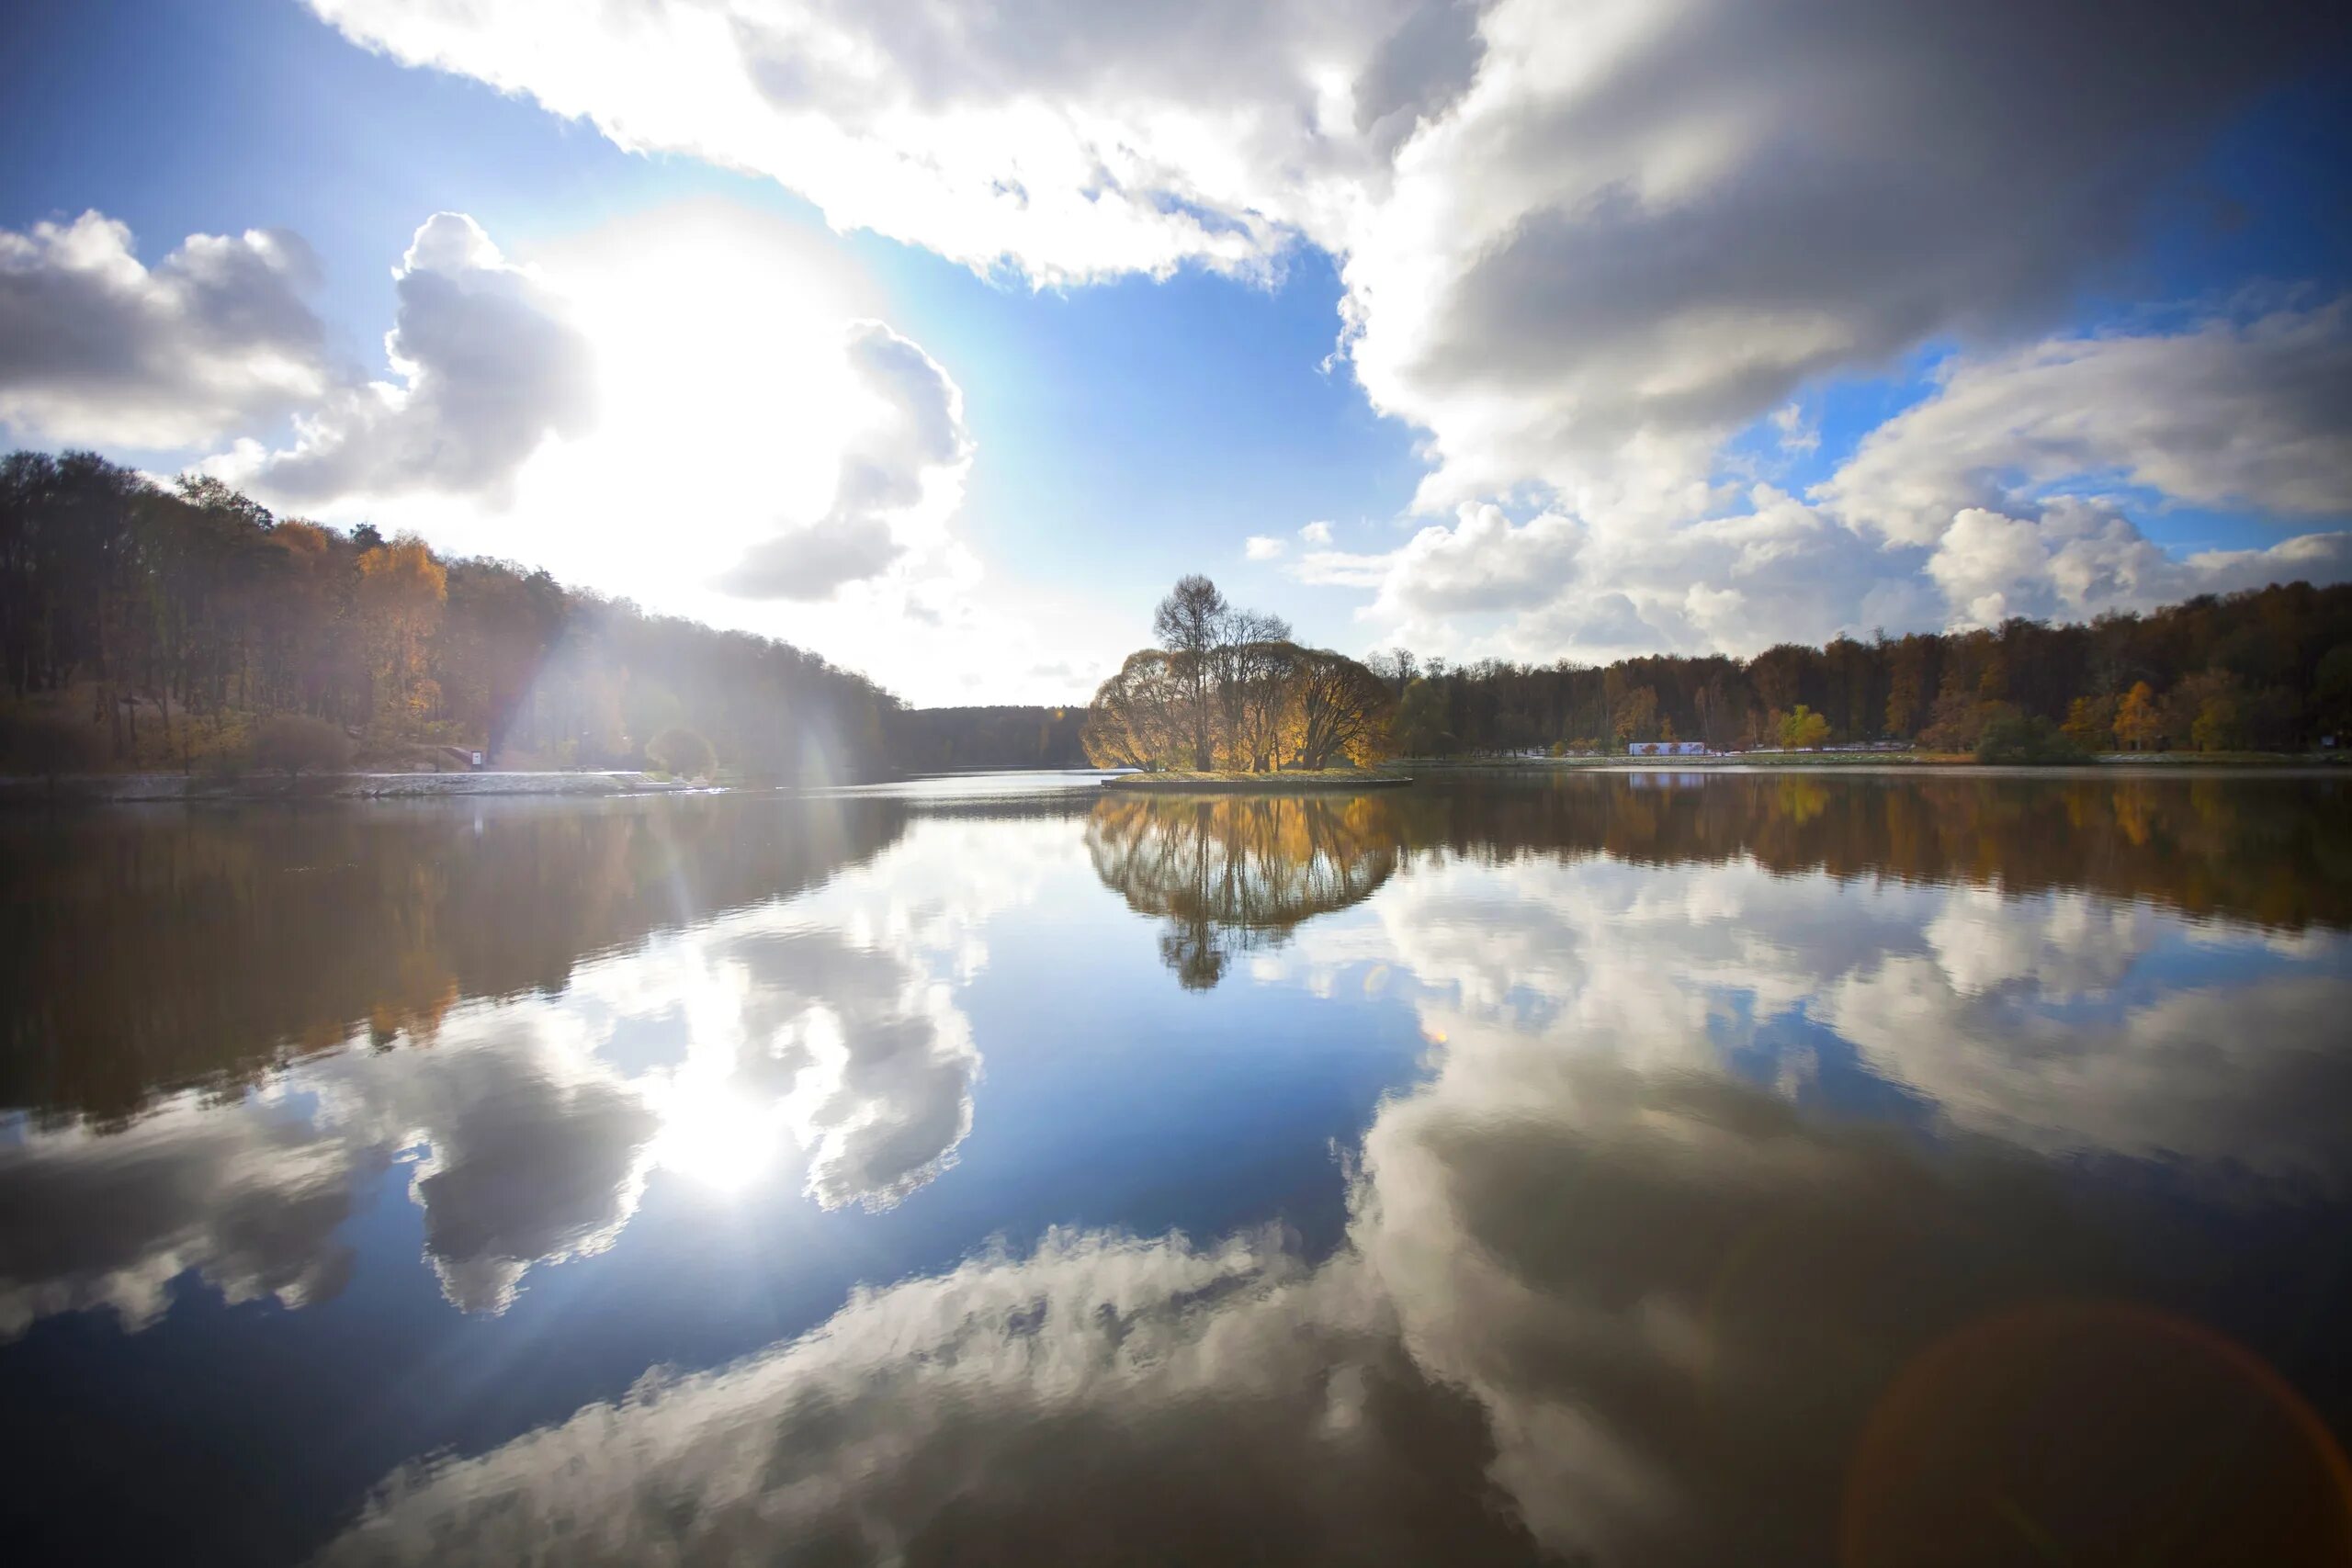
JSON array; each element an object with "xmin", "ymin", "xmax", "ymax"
[{"xmin": 2, "ymin": 768, "xmax": 2348, "ymax": 1565}]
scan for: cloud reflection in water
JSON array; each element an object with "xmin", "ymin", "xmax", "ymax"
[{"xmin": 320, "ymin": 815, "xmax": 2352, "ymax": 1566}]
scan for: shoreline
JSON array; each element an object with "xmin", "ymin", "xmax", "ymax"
[
  {"xmin": 1408, "ymin": 751, "xmax": 2346, "ymax": 772},
  {"xmin": 0, "ymin": 770, "xmax": 695, "ymax": 805},
  {"xmin": 1101, "ymin": 773, "xmax": 1413, "ymax": 793}
]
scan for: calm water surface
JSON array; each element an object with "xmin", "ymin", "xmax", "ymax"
[{"xmin": 3, "ymin": 770, "xmax": 2349, "ymax": 1565}]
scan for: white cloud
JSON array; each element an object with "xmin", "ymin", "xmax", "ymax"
[
  {"xmin": 288, "ymin": 0, "xmax": 2352, "ymax": 679},
  {"xmin": 1770, "ymin": 401, "xmax": 1817, "ymax": 457},
  {"xmin": 1364, "ymin": 502, "xmax": 1582, "ymax": 618},
  {"xmin": 214, "ymin": 213, "xmax": 593, "ymax": 504},
  {"xmin": 718, "ymin": 321, "xmax": 974, "ymax": 601},
  {"xmin": 0, "ymin": 1098, "xmax": 356, "ymax": 1338},
  {"xmin": 313, "ymin": 835, "xmax": 2352, "ymax": 1568},
  {"xmin": 0, "ymin": 810, "xmax": 1047, "ymax": 1336},
  {"xmin": 0, "ymin": 210, "xmax": 332, "ymax": 446},
  {"xmin": 186, "ymin": 201, "xmax": 1083, "ymax": 704},
  {"xmin": 306, "ymin": 0, "xmax": 1443, "ymax": 288},
  {"xmin": 1924, "ymin": 500, "xmax": 2352, "ymax": 631},
  {"xmin": 1336, "ymin": 2, "xmax": 2352, "ymax": 514},
  {"xmin": 1295, "ymin": 486, "xmax": 1936, "ymax": 663},
  {"xmin": 304, "ymin": 0, "xmax": 2347, "ymax": 527},
  {"xmin": 1243, "ymin": 534, "xmax": 1286, "ymax": 561},
  {"xmin": 1823, "ymin": 303, "xmax": 2352, "ymax": 546},
  {"xmin": 1295, "ymin": 477, "xmax": 2348, "ymax": 666}
]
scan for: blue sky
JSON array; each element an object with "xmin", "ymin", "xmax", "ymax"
[{"xmin": 3, "ymin": 0, "xmax": 2347, "ymax": 701}]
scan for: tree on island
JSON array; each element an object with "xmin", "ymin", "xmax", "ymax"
[{"xmin": 1083, "ymin": 576, "xmax": 1394, "ymax": 772}]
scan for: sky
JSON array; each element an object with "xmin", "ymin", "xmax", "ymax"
[{"xmin": 2, "ymin": 0, "xmax": 2348, "ymax": 705}]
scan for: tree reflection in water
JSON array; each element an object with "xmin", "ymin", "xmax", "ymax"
[{"xmin": 1085, "ymin": 794, "xmax": 1403, "ymax": 987}]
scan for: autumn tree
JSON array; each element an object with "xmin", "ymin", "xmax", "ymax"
[
  {"xmin": 356, "ymin": 535, "xmax": 447, "ymax": 737},
  {"xmin": 2177, "ymin": 671, "xmax": 2244, "ymax": 753},
  {"xmin": 1779, "ymin": 705, "xmax": 1830, "ymax": 750},
  {"xmin": 2114, "ymin": 682, "xmax": 2164, "ymax": 751},
  {"xmin": 1153, "ymin": 574, "xmax": 1227, "ymax": 770},
  {"xmin": 1287, "ymin": 648, "xmax": 1395, "ymax": 769},
  {"xmin": 1611, "ymin": 685, "xmax": 1660, "ymax": 747},
  {"xmin": 1082, "ymin": 649, "xmax": 1191, "ymax": 769},
  {"xmin": 2061, "ymin": 694, "xmax": 2116, "ymax": 752},
  {"xmin": 1211, "ymin": 609, "xmax": 1294, "ymax": 771}
]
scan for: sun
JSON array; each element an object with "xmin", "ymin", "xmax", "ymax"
[{"xmin": 649, "ymin": 1077, "xmax": 784, "ymax": 1193}]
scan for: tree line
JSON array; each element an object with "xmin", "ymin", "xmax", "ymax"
[
  {"xmin": 9, "ymin": 446, "xmax": 2345, "ymax": 778},
  {"xmin": 1368, "ymin": 581, "xmax": 2352, "ymax": 757},
  {"xmin": 889, "ymin": 705, "xmax": 1090, "ymax": 773},
  {"xmin": 1085, "ymin": 769, "xmax": 2348, "ymax": 989},
  {"xmin": 0, "ymin": 450, "xmax": 908, "ymax": 779},
  {"xmin": 1081, "ymin": 575, "xmax": 1396, "ymax": 772}
]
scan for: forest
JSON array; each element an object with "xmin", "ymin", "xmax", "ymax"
[
  {"xmin": 0, "ymin": 449, "xmax": 917, "ymax": 779},
  {"xmin": 890, "ymin": 705, "xmax": 1090, "ymax": 773},
  {"xmin": 1085, "ymin": 570, "xmax": 2352, "ymax": 770},
  {"xmin": 6, "ymin": 447, "xmax": 2348, "ymax": 779},
  {"xmin": 1371, "ymin": 580, "xmax": 2352, "ymax": 758}
]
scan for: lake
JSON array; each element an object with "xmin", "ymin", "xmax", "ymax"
[{"xmin": 3, "ymin": 769, "xmax": 2349, "ymax": 1566}]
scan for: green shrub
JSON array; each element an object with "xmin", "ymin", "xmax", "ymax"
[
  {"xmin": 1974, "ymin": 712, "xmax": 2089, "ymax": 766},
  {"xmin": 645, "ymin": 726, "xmax": 715, "ymax": 780}
]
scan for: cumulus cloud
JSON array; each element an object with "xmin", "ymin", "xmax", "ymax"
[
  {"xmin": 700, "ymin": 928, "xmax": 978, "ymax": 1209},
  {"xmin": 1346, "ymin": 2, "xmax": 2350, "ymax": 513},
  {"xmin": 1924, "ymin": 500, "xmax": 2352, "ymax": 630},
  {"xmin": 165, "ymin": 199, "xmax": 1068, "ymax": 703},
  {"xmin": 0, "ymin": 1099, "xmax": 359, "ymax": 1338},
  {"xmin": 1371, "ymin": 502, "xmax": 1581, "ymax": 618},
  {"xmin": 315, "ymin": 843, "xmax": 2352, "ymax": 1568},
  {"xmin": 1823, "ymin": 303, "xmax": 2352, "ymax": 545},
  {"xmin": 719, "ymin": 321, "xmax": 974, "ymax": 601},
  {"xmin": 320, "ymin": 1226, "xmax": 1531, "ymax": 1568},
  {"xmin": 0, "ymin": 210, "xmax": 332, "ymax": 447},
  {"xmin": 303, "ymin": 0, "xmax": 2342, "ymax": 491},
  {"xmin": 1300, "ymin": 477, "xmax": 2348, "ymax": 665},
  {"xmin": 0, "ymin": 1021, "xmax": 653, "ymax": 1330},
  {"xmin": 305, "ymin": 0, "xmax": 1451, "ymax": 288},
  {"xmin": 1266, "ymin": 840, "xmax": 2352, "ymax": 1187},
  {"xmin": 1243, "ymin": 534, "xmax": 1286, "ymax": 561},
  {"xmin": 1299, "ymin": 519, "xmax": 1335, "ymax": 546},
  {"xmin": 288, "ymin": 0, "xmax": 2352, "ymax": 680},
  {"xmin": 303, "ymin": 0, "xmax": 2349, "ymax": 520},
  {"xmin": 216, "ymin": 213, "xmax": 593, "ymax": 506},
  {"xmin": 368, "ymin": 1041, "xmax": 660, "ymax": 1314},
  {"xmin": 1297, "ymin": 486, "xmax": 1934, "ymax": 662},
  {"xmin": 0, "ymin": 806, "xmax": 1044, "ymax": 1337}
]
